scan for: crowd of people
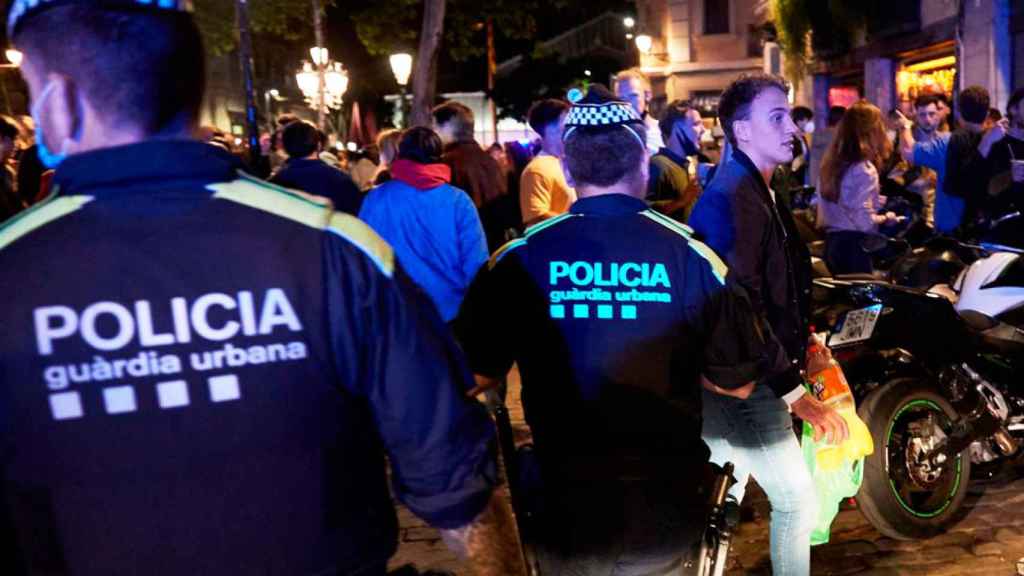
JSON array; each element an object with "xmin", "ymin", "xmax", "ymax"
[{"xmin": 1, "ymin": 1, "xmax": 1023, "ymax": 576}]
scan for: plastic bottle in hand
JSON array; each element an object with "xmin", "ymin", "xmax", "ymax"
[{"xmin": 807, "ymin": 355, "xmax": 874, "ymax": 470}]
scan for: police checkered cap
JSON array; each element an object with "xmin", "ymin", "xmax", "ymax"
[
  {"xmin": 8, "ymin": 0, "xmax": 193, "ymax": 37},
  {"xmin": 562, "ymin": 84, "xmax": 644, "ymax": 148},
  {"xmin": 564, "ymin": 85, "xmax": 642, "ymax": 129}
]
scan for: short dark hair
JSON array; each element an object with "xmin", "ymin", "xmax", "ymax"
[
  {"xmin": 527, "ymin": 99, "xmax": 570, "ymax": 136},
  {"xmin": 14, "ymin": 5, "xmax": 205, "ymax": 136},
  {"xmin": 277, "ymin": 114, "xmax": 300, "ymax": 128},
  {"xmin": 432, "ymin": 101, "xmax": 475, "ymax": 142},
  {"xmin": 827, "ymin": 105, "xmax": 847, "ymax": 127},
  {"xmin": 564, "ymin": 124, "xmax": 647, "ymax": 188},
  {"xmin": 281, "ymin": 121, "xmax": 321, "ymax": 158},
  {"xmin": 987, "ymin": 107, "xmax": 1002, "ymax": 123},
  {"xmin": 791, "ymin": 106, "xmax": 813, "ymax": 123},
  {"xmin": 958, "ymin": 85, "xmax": 990, "ymax": 124},
  {"xmin": 398, "ymin": 126, "xmax": 444, "ymax": 165},
  {"xmin": 718, "ymin": 73, "xmax": 791, "ymax": 145},
  {"xmin": 659, "ymin": 99, "xmax": 695, "ymax": 140},
  {"xmin": 914, "ymin": 94, "xmax": 940, "ymax": 110},
  {"xmin": 0, "ymin": 117, "xmax": 19, "ymax": 141}
]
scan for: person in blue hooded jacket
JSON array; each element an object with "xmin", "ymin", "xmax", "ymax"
[{"xmin": 360, "ymin": 127, "xmax": 489, "ymax": 322}]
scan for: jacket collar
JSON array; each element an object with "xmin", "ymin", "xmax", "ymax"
[
  {"xmin": 282, "ymin": 157, "xmax": 325, "ymax": 169},
  {"xmin": 52, "ymin": 140, "xmax": 244, "ymax": 197},
  {"xmin": 656, "ymin": 147, "xmax": 688, "ymax": 168},
  {"xmin": 570, "ymin": 193, "xmax": 647, "ymax": 216},
  {"xmin": 391, "ymin": 159, "xmax": 452, "ymax": 190},
  {"xmin": 730, "ymin": 148, "xmax": 773, "ymax": 205}
]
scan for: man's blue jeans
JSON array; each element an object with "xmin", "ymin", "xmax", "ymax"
[{"xmin": 702, "ymin": 385, "xmax": 817, "ymax": 576}]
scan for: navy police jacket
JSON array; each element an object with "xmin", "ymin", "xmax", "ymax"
[
  {"xmin": 457, "ymin": 194, "xmax": 782, "ymax": 488},
  {"xmin": 0, "ymin": 141, "xmax": 496, "ymax": 575}
]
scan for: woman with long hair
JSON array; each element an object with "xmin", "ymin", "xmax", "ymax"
[{"xmin": 818, "ymin": 100, "xmax": 899, "ymax": 274}]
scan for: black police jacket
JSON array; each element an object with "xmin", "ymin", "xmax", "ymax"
[
  {"xmin": 0, "ymin": 140, "xmax": 496, "ymax": 575},
  {"xmin": 457, "ymin": 194, "xmax": 784, "ymax": 490}
]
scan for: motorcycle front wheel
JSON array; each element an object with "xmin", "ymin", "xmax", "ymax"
[{"xmin": 856, "ymin": 380, "xmax": 971, "ymax": 540}]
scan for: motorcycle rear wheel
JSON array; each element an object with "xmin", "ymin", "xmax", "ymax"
[{"xmin": 856, "ymin": 380, "xmax": 971, "ymax": 540}]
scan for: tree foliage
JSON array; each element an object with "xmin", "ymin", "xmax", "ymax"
[
  {"xmin": 770, "ymin": 0, "xmax": 869, "ymax": 88},
  {"xmin": 193, "ymin": 0, "xmax": 334, "ymax": 56},
  {"xmin": 494, "ymin": 51, "xmax": 622, "ymax": 122},
  {"xmin": 350, "ymin": 0, "xmax": 560, "ymax": 61}
]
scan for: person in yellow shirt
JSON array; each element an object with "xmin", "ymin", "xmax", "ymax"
[{"xmin": 519, "ymin": 99, "xmax": 576, "ymax": 226}]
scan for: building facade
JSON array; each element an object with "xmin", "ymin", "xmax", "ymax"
[
  {"xmin": 805, "ymin": 0, "xmax": 1018, "ymax": 186},
  {"xmin": 634, "ymin": 0, "xmax": 768, "ymax": 117}
]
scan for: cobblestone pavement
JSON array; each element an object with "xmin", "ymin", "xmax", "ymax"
[{"xmin": 389, "ymin": 370, "xmax": 1024, "ymax": 575}]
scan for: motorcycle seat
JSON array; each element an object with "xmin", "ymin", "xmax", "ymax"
[
  {"xmin": 833, "ymin": 273, "xmax": 886, "ymax": 282},
  {"xmin": 960, "ymin": 310, "xmax": 999, "ymax": 331},
  {"xmin": 960, "ymin": 309, "xmax": 1024, "ymax": 354}
]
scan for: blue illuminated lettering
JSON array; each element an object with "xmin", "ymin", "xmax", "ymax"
[
  {"xmin": 620, "ymin": 263, "xmax": 642, "ymax": 287},
  {"xmin": 569, "ymin": 262, "xmax": 593, "ymax": 285},
  {"xmin": 550, "ymin": 261, "xmax": 570, "ymax": 284},
  {"xmin": 649, "ymin": 264, "xmax": 670, "ymax": 288}
]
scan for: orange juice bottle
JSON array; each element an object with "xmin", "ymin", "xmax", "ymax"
[{"xmin": 806, "ymin": 342, "xmax": 873, "ymax": 470}]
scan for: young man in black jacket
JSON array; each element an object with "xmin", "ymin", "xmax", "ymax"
[{"xmin": 690, "ymin": 73, "xmax": 848, "ymax": 576}]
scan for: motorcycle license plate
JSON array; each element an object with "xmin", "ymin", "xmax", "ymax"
[{"xmin": 828, "ymin": 304, "xmax": 883, "ymax": 347}]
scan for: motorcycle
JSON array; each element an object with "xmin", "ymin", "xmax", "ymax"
[{"xmin": 811, "ymin": 243, "xmax": 1024, "ymax": 539}]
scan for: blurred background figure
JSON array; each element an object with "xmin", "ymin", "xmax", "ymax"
[
  {"xmin": 519, "ymin": 98, "xmax": 574, "ymax": 227},
  {"xmin": 373, "ymin": 128, "xmax": 403, "ymax": 185},
  {"xmin": 269, "ymin": 120, "xmax": 362, "ymax": 215},
  {"xmin": 0, "ymin": 116, "xmax": 22, "ymax": 221},
  {"xmin": 818, "ymin": 101, "xmax": 898, "ymax": 274}
]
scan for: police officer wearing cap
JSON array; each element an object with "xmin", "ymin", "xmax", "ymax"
[
  {"xmin": 457, "ymin": 85, "xmax": 789, "ymax": 575},
  {"xmin": 0, "ymin": 2, "xmax": 522, "ymax": 574}
]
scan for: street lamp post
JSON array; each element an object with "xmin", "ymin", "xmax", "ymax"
[
  {"xmin": 235, "ymin": 0, "xmax": 261, "ymax": 166},
  {"xmin": 264, "ymin": 89, "xmax": 279, "ymax": 136},
  {"xmin": 389, "ymin": 53, "xmax": 412, "ymax": 128},
  {"xmin": 311, "ymin": 0, "xmax": 327, "ymax": 132},
  {"xmin": 635, "ymin": 34, "xmax": 653, "ymax": 55},
  {"xmin": 296, "ymin": 50, "xmax": 349, "ymax": 139}
]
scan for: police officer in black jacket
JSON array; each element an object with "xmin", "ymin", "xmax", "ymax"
[
  {"xmin": 0, "ymin": 1, "xmax": 522, "ymax": 574},
  {"xmin": 458, "ymin": 85, "xmax": 786, "ymax": 576}
]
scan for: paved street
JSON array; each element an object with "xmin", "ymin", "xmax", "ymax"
[{"xmin": 389, "ymin": 370, "xmax": 1024, "ymax": 575}]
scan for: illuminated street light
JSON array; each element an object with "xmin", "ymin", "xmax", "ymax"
[
  {"xmin": 635, "ymin": 34, "xmax": 653, "ymax": 55},
  {"xmin": 390, "ymin": 52, "xmax": 413, "ymax": 128},
  {"xmin": 296, "ymin": 60, "xmax": 348, "ymax": 110},
  {"xmin": 310, "ymin": 46, "xmax": 329, "ymax": 67},
  {"xmin": 389, "ymin": 53, "xmax": 413, "ymax": 86},
  {"xmin": 623, "ymin": 17, "xmax": 635, "ymax": 29}
]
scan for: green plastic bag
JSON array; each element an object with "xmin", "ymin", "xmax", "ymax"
[{"xmin": 800, "ymin": 421, "xmax": 865, "ymax": 545}]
